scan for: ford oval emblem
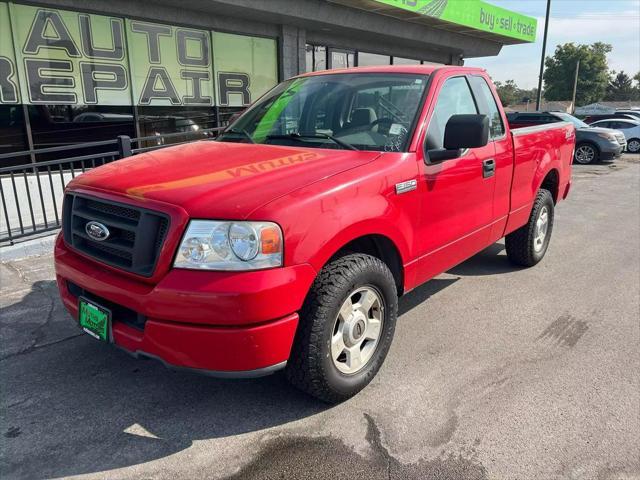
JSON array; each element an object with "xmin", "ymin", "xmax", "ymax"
[{"xmin": 85, "ymin": 221, "xmax": 110, "ymax": 242}]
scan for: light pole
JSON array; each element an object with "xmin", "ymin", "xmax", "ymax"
[
  {"xmin": 536, "ymin": 0, "xmax": 552, "ymax": 111},
  {"xmin": 571, "ymin": 60, "xmax": 580, "ymax": 114}
]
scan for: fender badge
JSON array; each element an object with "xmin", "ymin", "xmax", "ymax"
[{"xmin": 395, "ymin": 179, "xmax": 417, "ymax": 194}]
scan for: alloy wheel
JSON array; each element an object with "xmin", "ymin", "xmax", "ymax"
[
  {"xmin": 534, "ymin": 206, "xmax": 549, "ymax": 252},
  {"xmin": 331, "ymin": 286, "xmax": 384, "ymax": 375},
  {"xmin": 575, "ymin": 145, "xmax": 595, "ymax": 164}
]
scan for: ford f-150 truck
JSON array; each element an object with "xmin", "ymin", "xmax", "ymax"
[{"xmin": 55, "ymin": 65, "xmax": 575, "ymax": 402}]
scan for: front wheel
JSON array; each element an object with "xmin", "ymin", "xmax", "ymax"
[
  {"xmin": 627, "ymin": 138, "xmax": 640, "ymax": 153},
  {"xmin": 574, "ymin": 143, "xmax": 599, "ymax": 164},
  {"xmin": 286, "ymin": 253, "xmax": 398, "ymax": 403},
  {"xmin": 505, "ymin": 189, "xmax": 555, "ymax": 267}
]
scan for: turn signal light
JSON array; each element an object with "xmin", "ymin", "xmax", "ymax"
[{"xmin": 261, "ymin": 226, "xmax": 282, "ymax": 254}]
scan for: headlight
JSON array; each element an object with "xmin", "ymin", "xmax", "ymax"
[
  {"xmin": 596, "ymin": 132, "xmax": 617, "ymax": 141},
  {"xmin": 174, "ymin": 220, "xmax": 283, "ymax": 270}
]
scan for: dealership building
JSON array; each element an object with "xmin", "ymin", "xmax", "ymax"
[{"xmin": 0, "ymin": 0, "xmax": 536, "ymax": 157}]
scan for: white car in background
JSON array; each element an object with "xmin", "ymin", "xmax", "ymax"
[{"xmin": 589, "ymin": 118, "xmax": 640, "ymax": 153}]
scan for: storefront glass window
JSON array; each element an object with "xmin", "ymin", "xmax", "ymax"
[
  {"xmin": 137, "ymin": 106, "xmax": 217, "ymax": 147},
  {"xmin": 306, "ymin": 45, "xmax": 313, "ymax": 73},
  {"xmin": 306, "ymin": 45, "xmax": 327, "ymax": 72},
  {"xmin": 330, "ymin": 50, "xmax": 355, "ymax": 69},
  {"xmin": 1, "ymin": 4, "xmax": 280, "ymax": 157},
  {"xmin": 358, "ymin": 52, "xmax": 391, "ymax": 66},
  {"xmin": 28, "ymin": 105, "xmax": 136, "ymax": 149},
  {"xmin": 0, "ymin": 106, "xmax": 28, "ymax": 157},
  {"xmin": 393, "ymin": 57, "xmax": 421, "ymax": 65},
  {"xmin": 315, "ymin": 46, "xmax": 328, "ymax": 71}
]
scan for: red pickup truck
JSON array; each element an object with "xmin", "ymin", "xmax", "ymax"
[{"xmin": 55, "ymin": 65, "xmax": 574, "ymax": 402}]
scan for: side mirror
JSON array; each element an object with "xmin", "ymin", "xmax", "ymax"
[{"xmin": 426, "ymin": 114, "xmax": 489, "ymax": 163}]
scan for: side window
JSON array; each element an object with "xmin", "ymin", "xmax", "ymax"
[
  {"xmin": 426, "ymin": 76, "xmax": 477, "ymax": 150},
  {"xmin": 469, "ymin": 76, "xmax": 505, "ymax": 139}
]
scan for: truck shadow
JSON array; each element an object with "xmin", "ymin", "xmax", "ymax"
[
  {"xmin": 1, "ymin": 281, "xmax": 327, "ymax": 479},
  {"xmin": 2, "ymin": 240, "xmax": 511, "ymax": 478},
  {"xmin": 398, "ymin": 277, "xmax": 459, "ymax": 316},
  {"xmin": 448, "ymin": 242, "xmax": 522, "ymax": 276}
]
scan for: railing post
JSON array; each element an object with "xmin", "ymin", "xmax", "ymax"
[{"xmin": 117, "ymin": 135, "xmax": 132, "ymax": 158}]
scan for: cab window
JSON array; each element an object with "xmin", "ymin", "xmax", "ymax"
[
  {"xmin": 469, "ymin": 76, "xmax": 505, "ymax": 139},
  {"xmin": 426, "ymin": 76, "xmax": 478, "ymax": 150}
]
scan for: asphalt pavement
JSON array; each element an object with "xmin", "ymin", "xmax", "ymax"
[{"xmin": 1, "ymin": 155, "xmax": 639, "ymax": 480}]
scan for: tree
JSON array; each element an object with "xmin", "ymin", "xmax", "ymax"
[
  {"xmin": 543, "ymin": 42, "xmax": 611, "ymax": 105},
  {"xmin": 494, "ymin": 80, "xmax": 518, "ymax": 106},
  {"xmin": 494, "ymin": 80, "xmax": 538, "ymax": 107},
  {"xmin": 634, "ymin": 72, "xmax": 640, "ymax": 100},
  {"xmin": 518, "ymin": 86, "xmax": 538, "ymax": 104},
  {"xmin": 606, "ymin": 71, "xmax": 636, "ymax": 101}
]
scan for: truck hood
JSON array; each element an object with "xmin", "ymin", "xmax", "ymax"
[{"xmin": 71, "ymin": 141, "xmax": 381, "ymax": 218}]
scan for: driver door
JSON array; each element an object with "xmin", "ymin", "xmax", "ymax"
[{"xmin": 414, "ymin": 75, "xmax": 497, "ymax": 282}]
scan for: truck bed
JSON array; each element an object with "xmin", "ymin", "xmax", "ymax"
[{"xmin": 506, "ymin": 121, "xmax": 575, "ymax": 233}]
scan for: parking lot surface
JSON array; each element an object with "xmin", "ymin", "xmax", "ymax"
[{"xmin": 1, "ymin": 155, "xmax": 639, "ymax": 480}]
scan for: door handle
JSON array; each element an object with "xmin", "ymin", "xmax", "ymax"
[{"xmin": 482, "ymin": 158, "xmax": 496, "ymax": 178}]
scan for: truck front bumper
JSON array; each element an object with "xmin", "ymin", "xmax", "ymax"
[{"xmin": 54, "ymin": 234, "xmax": 317, "ymax": 376}]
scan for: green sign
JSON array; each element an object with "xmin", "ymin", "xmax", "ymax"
[
  {"xmin": 0, "ymin": 2, "xmax": 278, "ymax": 106},
  {"xmin": 372, "ymin": 0, "xmax": 537, "ymax": 43}
]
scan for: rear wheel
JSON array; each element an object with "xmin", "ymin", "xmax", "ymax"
[
  {"xmin": 574, "ymin": 143, "xmax": 599, "ymax": 164},
  {"xmin": 627, "ymin": 138, "xmax": 640, "ymax": 153},
  {"xmin": 286, "ymin": 253, "xmax": 398, "ymax": 403},
  {"xmin": 505, "ymin": 189, "xmax": 554, "ymax": 267}
]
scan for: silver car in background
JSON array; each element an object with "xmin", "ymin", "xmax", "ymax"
[{"xmin": 588, "ymin": 118, "xmax": 640, "ymax": 154}]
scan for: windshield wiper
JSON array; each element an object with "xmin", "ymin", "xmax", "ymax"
[
  {"xmin": 221, "ymin": 127, "xmax": 255, "ymax": 143},
  {"xmin": 265, "ymin": 132, "xmax": 358, "ymax": 151}
]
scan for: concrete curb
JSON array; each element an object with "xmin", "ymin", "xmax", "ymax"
[{"xmin": 0, "ymin": 232, "xmax": 58, "ymax": 262}]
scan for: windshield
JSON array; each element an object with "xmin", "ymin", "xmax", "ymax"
[
  {"xmin": 218, "ymin": 73, "xmax": 429, "ymax": 152},
  {"xmin": 555, "ymin": 112, "xmax": 589, "ymax": 128}
]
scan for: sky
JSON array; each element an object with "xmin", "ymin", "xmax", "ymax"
[{"xmin": 465, "ymin": 0, "xmax": 640, "ymax": 89}]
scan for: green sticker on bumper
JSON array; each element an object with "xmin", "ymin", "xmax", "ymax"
[{"xmin": 79, "ymin": 298, "xmax": 110, "ymax": 342}]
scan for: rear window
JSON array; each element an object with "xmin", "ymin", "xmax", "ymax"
[{"xmin": 510, "ymin": 114, "xmax": 559, "ymax": 124}]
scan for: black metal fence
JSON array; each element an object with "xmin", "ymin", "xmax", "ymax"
[{"xmin": 0, "ymin": 127, "xmax": 223, "ymax": 245}]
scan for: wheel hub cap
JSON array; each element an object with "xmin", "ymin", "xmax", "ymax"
[
  {"xmin": 534, "ymin": 206, "xmax": 549, "ymax": 252},
  {"xmin": 576, "ymin": 146, "xmax": 594, "ymax": 164},
  {"xmin": 346, "ymin": 314, "xmax": 367, "ymax": 345},
  {"xmin": 331, "ymin": 286, "xmax": 384, "ymax": 374}
]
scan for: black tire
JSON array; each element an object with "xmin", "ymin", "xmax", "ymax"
[
  {"xmin": 505, "ymin": 189, "xmax": 554, "ymax": 267},
  {"xmin": 574, "ymin": 142, "xmax": 600, "ymax": 164},
  {"xmin": 627, "ymin": 138, "xmax": 640, "ymax": 153},
  {"xmin": 286, "ymin": 253, "xmax": 398, "ymax": 403}
]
